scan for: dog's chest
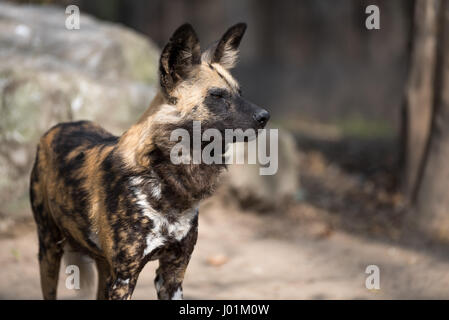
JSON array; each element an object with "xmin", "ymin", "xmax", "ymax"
[{"xmin": 129, "ymin": 176, "xmax": 198, "ymax": 258}]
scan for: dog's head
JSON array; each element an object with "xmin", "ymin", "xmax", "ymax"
[{"xmin": 157, "ymin": 23, "xmax": 270, "ymax": 135}]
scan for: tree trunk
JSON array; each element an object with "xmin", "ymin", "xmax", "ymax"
[
  {"xmin": 414, "ymin": 0, "xmax": 449, "ymax": 239},
  {"xmin": 401, "ymin": 0, "xmax": 440, "ymax": 203}
]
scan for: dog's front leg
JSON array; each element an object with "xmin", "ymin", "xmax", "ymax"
[{"xmin": 154, "ymin": 224, "xmax": 198, "ymax": 300}]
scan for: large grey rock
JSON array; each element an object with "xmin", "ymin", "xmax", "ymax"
[{"xmin": 0, "ymin": 3, "xmax": 159, "ymax": 217}]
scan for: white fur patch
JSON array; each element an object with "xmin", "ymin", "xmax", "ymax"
[
  {"xmin": 113, "ymin": 278, "xmax": 130, "ymax": 289},
  {"xmin": 155, "ymin": 275, "xmax": 164, "ymax": 292},
  {"xmin": 150, "ymin": 182, "xmax": 162, "ymax": 200},
  {"xmin": 144, "ymin": 235, "xmax": 166, "ymax": 257},
  {"xmin": 171, "ymin": 287, "xmax": 183, "ymax": 300},
  {"xmin": 129, "ymin": 177, "xmax": 198, "ymax": 258},
  {"xmin": 130, "ymin": 177, "xmax": 144, "ymax": 186},
  {"xmin": 130, "ymin": 177, "xmax": 162, "ymax": 201}
]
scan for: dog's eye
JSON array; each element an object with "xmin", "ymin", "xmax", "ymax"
[
  {"xmin": 210, "ymin": 88, "xmax": 230, "ymax": 100},
  {"xmin": 211, "ymin": 91, "xmax": 225, "ymax": 99}
]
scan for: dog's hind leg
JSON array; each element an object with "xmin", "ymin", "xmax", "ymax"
[
  {"xmin": 30, "ymin": 165, "xmax": 64, "ymax": 299},
  {"xmin": 33, "ymin": 207, "xmax": 64, "ymax": 299},
  {"xmin": 95, "ymin": 258, "xmax": 111, "ymax": 300},
  {"xmin": 37, "ymin": 235, "xmax": 64, "ymax": 300}
]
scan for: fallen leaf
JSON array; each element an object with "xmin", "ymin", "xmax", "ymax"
[{"xmin": 206, "ymin": 254, "xmax": 229, "ymax": 267}]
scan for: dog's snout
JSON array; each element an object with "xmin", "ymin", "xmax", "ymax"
[{"xmin": 253, "ymin": 109, "xmax": 270, "ymax": 127}]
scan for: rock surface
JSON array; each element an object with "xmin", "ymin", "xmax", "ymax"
[{"xmin": 0, "ymin": 3, "xmax": 159, "ymax": 217}]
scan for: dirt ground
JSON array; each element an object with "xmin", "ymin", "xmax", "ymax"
[{"xmin": 2, "ymin": 194, "xmax": 449, "ymax": 300}]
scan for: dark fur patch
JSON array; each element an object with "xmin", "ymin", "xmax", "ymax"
[{"xmin": 204, "ymin": 87, "xmax": 232, "ymax": 116}]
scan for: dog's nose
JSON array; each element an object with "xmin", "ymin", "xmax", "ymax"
[{"xmin": 253, "ymin": 109, "xmax": 270, "ymax": 126}]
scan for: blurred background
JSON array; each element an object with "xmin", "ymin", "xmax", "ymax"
[{"xmin": 2, "ymin": 0, "xmax": 449, "ymax": 299}]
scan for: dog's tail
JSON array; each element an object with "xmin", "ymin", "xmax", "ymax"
[{"xmin": 63, "ymin": 244, "xmax": 96, "ymax": 298}]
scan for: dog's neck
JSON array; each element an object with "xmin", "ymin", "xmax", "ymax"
[{"xmin": 115, "ymin": 92, "xmax": 225, "ymax": 212}]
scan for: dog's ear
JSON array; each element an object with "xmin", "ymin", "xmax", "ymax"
[
  {"xmin": 160, "ymin": 23, "xmax": 201, "ymax": 95},
  {"xmin": 204, "ymin": 23, "xmax": 247, "ymax": 70}
]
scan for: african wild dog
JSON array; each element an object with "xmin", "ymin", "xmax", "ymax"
[{"xmin": 29, "ymin": 23, "xmax": 270, "ymax": 300}]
